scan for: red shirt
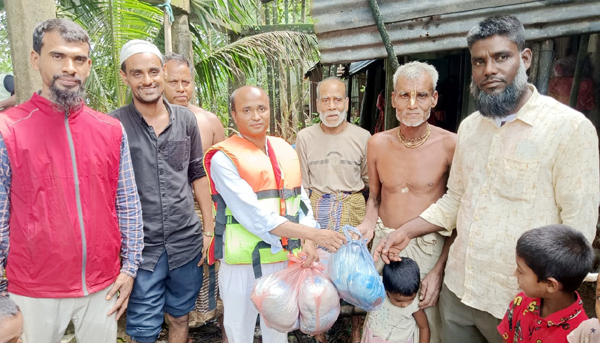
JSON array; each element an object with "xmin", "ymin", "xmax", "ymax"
[{"xmin": 498, "ymin": 292, "xmax": 588, "ymax": 343}]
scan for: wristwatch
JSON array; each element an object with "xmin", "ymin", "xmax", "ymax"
[{"xmin": 203, "ymin": 231, "xmax": 214, "ymax": 237}]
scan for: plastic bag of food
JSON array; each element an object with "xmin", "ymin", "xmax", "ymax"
[
  {"xmin": 327, "ymin": 225, "xmax": 385, "ymax": 311},
  {"xmin": 251, "ymin": 252, "xmax": 340, "ymax": 334},
  {"xmin": 250, "ymin": 258, "xmax": 301, "ymax": 333},
  {"xmin": 297, "ymin": 256, "xmax": 340, "ymax": 334}
]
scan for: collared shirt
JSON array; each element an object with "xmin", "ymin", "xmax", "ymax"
[
  {"xmin": 498, "ymin": 292, "xmax": 587, "ymax": 343},
  {"xmin": 420, "ymin": 85, "xmax": 600, "ymax": 319},
  {"xmin": 0, "ymin": 125, "xmax": 143, "ymax": 293},
  {"xmin": 210, "ymin": 148, "xmax": 318, "ymax": 255},
  {"xmin": 111, "ymin": 100, "xmax": 205, "ymax": 271}
]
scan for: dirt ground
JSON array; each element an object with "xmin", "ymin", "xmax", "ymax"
[
  {"xmin": 162, "ymin": 317, "xmax": 353, "ymax": 343},
  {"xmin": 107, "ymin": 286, "xmax": 596, "ymax": 343}
]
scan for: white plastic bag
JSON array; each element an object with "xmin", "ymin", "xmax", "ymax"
[
  {"xmin": 251, "ymin": 253, "xmax": 340, "ymax": 334},
  {"xmin": 298, "ymin": 258, "xmax": 340, "ymax": 334},
  {"xmin": 250, "ymin": 260, "xmax": 300, "ymax": 332},
  {"xmin": 328, "ymin": 225, "xmax": 385, "ymax": 311}
]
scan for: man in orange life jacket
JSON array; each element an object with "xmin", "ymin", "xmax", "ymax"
[{"xmin": 204, "ymin": 85, "xmax": 346, "ymax": 343}]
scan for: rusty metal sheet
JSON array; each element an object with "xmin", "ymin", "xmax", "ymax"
[{"xmin": 312, "ymin": 0, "xmax": 600, "ymax": 64}]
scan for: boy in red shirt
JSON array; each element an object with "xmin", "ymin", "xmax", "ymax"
[{"xmin": 498, "ymin": 224, "xmax": 594, "ymax": 343}]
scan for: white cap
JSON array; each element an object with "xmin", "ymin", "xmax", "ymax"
[{"xmin": 119, "ymin": 39, "xmax": 163, "ymax": 67}]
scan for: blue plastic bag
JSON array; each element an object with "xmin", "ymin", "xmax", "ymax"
[{"xmin": 327, "ymin": 225, "xmax": 385, "ymax": 311}]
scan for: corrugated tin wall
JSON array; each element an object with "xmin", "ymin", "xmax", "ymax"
[{"xmin": 312, "ymin": 0, "xmax": 600, "ymax": 64}]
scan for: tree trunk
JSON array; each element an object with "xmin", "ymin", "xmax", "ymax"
[{"xmin": 5, "ymin": 0, "xmax": 56, "ymax": 104}]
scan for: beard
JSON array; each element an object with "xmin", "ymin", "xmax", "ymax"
[
  {"xmin": 319, "ymin": 110, "xmax": 347, "ymax": 128},
  {"xmin": 397, "ymin": 109, "xmax": 431, "ymax": 128},
  {"xmin": 134, "ymin": 83, "xmax": 162, "ymax": 104},
  {"xmin": 50, "ymin": 74, "xmax": 84, "ymax": 111},
  {"xmin": 470, "ymin": 60, "xmax": 529, "ymax": 119}
]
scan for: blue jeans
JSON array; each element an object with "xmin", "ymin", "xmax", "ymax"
[{"xmin": 126, "ymin": 251, "xmax": 203, "ymax": 343}]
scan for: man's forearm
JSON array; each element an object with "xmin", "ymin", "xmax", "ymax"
[
  {"xmin": 270, "ymin": 221, "xmax": 317, "ymax": 241},
  {"xmin": 361, "ymin": 194, "xmax": 380, "ymax": 230},
  {"xmin": 406, "ymin": 216, "xmax": 444, "ymax": 239},
  {"xmin": 431, "ymin": 230, "xmax": 456, "ymax": 273},
  {"xmin": 193, "ymin": 177, "xmax": 215, "ymax": 232}
]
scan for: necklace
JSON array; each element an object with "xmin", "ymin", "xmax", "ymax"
[{"xmin": 397, "ymin": 123, "xmax": 431, "ymax": 149}]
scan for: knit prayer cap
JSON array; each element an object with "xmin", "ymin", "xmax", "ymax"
[{"xmin": 119, "ymin": 39, "xmax": 163, "ymax": 66}]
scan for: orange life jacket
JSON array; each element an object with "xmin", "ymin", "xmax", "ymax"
[{"xmin": 204, "ymin": 135, "xmax": 306, "ymax": 277}]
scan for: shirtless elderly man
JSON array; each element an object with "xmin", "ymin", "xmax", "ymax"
[
  {"xmin": 357, "ymin": 61, "xmax": 456, "ymax": 343},
  {"xmin": 163, "ymin": 53, "xmax": 225, "ymax": 151}
]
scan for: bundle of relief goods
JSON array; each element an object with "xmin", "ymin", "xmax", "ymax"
[
  {"xmin": 298, "ymin": 262, "xmax": 339, "ymax": 334},
  {"xmin": 328, "ymin": 225, "xmax": 385, "ymax": 311},
  {"xmin": 250, "ymin": 261, "xmax": 300, "ymax": 332},
  {"xmin": 251, "ymin": 252, "xmax": 340, "ymax": 334}
]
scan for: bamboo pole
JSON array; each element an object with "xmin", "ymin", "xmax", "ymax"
[
  {"xmin": 297, "ymin": 64, "xmax": 305, "ymax": 129},
  {"xmin": 368, "ymin": 0, "xmax": 399, "ymax": 72},
  {"xmin": 529, "ymin": 42, "xmax": 541, "ymax": 85},
  {"xmin": 384, "ymin": 58, "xmax": 397, "ymax": 130},
  {"xmin": 164, "ymin": 11, "xmax": 172, "ymax": 54},
  {"xmin": 267, "ymin": 61, "xmax": 276, "ymax": 135},
  {"xmin": 275, "ymin": 63, "xmax": 282, "ymax": 134},
  {"xmin": 537, "ymin": 40, "xmax": 554, "ymax": 95},
  {"xmin": 569, "ymin": 35, "xmax": 590, "ymax": 109}
]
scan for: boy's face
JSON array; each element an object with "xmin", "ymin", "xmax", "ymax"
[
  {"xmin": 0, "ymin": 312, "xmax": 23, "ymax": 343},
  {"xmin": 387, "ymin": 292, "xmax": 417, "ymax": 308},
  {"xmin": 514, "ymin": 255, "xmax": 549, "ymax": 298}
]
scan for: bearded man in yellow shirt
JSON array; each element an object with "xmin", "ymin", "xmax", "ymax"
[{"xmin": 374, "ymin": 15, "xmax": 599, "ymax": 343}]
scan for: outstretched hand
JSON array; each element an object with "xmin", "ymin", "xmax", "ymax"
[
  {"xmin": 301, "ymin": 241, "xmax": 319, "ymax": 267},
  {"xmin": 313, "ymin": 229, "xmax": 346, "ymax": 253},
  {"xmin": 372, "ymin": 229, "xmax": 411, "ymax": 264},
  {"xmin": 356, "ymin": 222, "xmax": 374, "ymax": 243}
]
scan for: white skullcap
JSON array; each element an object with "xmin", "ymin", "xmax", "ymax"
[{"xmin": 119, "ymin": 39, "xmax": 163, "ymax": 67}]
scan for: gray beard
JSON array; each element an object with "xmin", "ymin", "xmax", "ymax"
[
  {"xmin": 50, "ymin": 75, "xmax": 84, "ymax": 111},
  {"xmin": 470, "ymin": 61, "xmax": 528, "ymax": 119}
]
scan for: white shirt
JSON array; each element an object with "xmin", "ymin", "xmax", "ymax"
[
  {"xmin": 210, "ymin": 149, "xmax": 318, "ymax": 254},
  {"xmin": 420, "ymin": 85, "xmax": 600, "ymax": 319}
]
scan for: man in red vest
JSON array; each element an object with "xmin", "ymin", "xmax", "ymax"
[
  {"xmin": 0, "ymin": 19, "xmax": 143, "ymax": 343},
  {"xmin": 204, "ymin": 85, "xmax": 346, "ymax": 343}
]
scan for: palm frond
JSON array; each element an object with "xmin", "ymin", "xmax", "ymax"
[
  {"xmin": 57, "ymin": 0, "xmax": 163, "ymax": 112},
  {"xmin": 193, "ymin": 30, "xmax": 319, "ymax": 103},
  {"xmin": 189, "ymin": 0, "xmax": 254, "ymax": 33}
]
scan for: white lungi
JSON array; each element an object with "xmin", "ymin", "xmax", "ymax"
[
  {"xmin": 10, "ymin": 283, "xmax": 117, "ymax": 343},
  {"xmin": 371, "ymin": 219, "xmax": 445, "ymax": 343},
  {"xmin": 220, "ymin": 260, "xmax": 289, "ymax": 343}
]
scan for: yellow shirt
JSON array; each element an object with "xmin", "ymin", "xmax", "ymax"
[{"xmin": 421, "ymin": 85, "xmax": 599, "ymax": 319}]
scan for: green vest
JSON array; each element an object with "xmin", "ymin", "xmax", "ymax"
[{"xmin": 204, "ymin": 136, "xmax": 308, "ymax": 278}]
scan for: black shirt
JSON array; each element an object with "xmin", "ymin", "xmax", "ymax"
[{"xmin": 111, "ymin": 100, "xmax": 205, "ymax": 271}]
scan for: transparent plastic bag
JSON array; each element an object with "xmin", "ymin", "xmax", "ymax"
[
  {"xmin": 250, "ymin": 258, "xmax": 301, "ymax": 333},
  {"xmin": 327, "ymin": 225, "xmax": 385, "ymax": 311},
  {"xmin": 298, "ymin": 251, "xmax": 340, "ymax": 334},
  {"xmin": 250, "ymin": 252, "xmax": 340, "ymax": 334}
]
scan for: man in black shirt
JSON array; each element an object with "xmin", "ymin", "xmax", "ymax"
[{"xmin": 110, "ymin": 40, "xmax": 214, "ymax": 343}]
